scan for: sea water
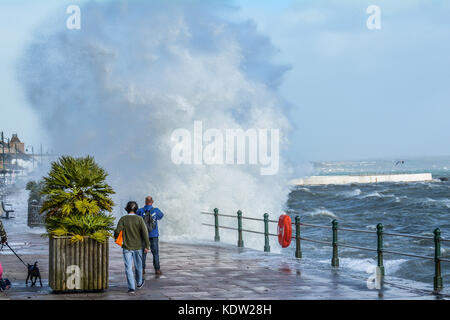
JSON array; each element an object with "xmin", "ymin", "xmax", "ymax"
[{"xmin": 286, "ymin": 156, "xmax": 450, "ymax": 290}]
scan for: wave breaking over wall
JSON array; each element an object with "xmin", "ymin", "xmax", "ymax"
[{"xmin": 18, "ymin": 0, "xmax": 291, "ymax": 247}]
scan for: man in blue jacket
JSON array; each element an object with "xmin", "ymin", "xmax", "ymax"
[{"xmin": 137, "ymin": 196, "xmax": 164, "ymax": 275}]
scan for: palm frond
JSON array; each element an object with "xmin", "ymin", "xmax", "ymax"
[{"xmin": 40, "ymin": 155, "xmax": 116, "ymax": 243}]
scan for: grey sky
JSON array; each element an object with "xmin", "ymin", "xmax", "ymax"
[
  {"xmin": 239, "ymin": 0, "xmax": 450, "ymax": 161},
  {"xmin": 1, "ymin": 0, "xmax": 449, "ymax": 161}
]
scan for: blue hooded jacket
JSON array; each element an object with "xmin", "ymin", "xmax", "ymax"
[{"xmin": 136, "ymin": 205, "xmax": 164, "ymax": 238}]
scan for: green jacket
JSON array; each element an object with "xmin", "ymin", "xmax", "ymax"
[
  {"xmin": 0, "ymin": 219, "xmax": 6, "ymax": 242},
  {"xmin": 114, "ymin": 214, "xmax": 150, "ymax": 251}
]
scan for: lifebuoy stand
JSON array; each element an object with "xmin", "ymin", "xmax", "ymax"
[{"xmin": 278, "ymin": 214, "xmax": 292, "ymax": 248}]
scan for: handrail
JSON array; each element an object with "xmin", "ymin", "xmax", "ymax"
[
  {"xmin": 202, "ymin": 211, "xmax": 281, "ymax": 223},
  {"xmin": 299, "ymin": 220, "xmax": 447, "ymax": 242},
  {"xmin": 379, "ymin": 231, "xmax": 434, "ymax": 241},
  {"xmin": 201, "ymin": 212, "xmax": 236, "ymax": 219},
  {"xmin": 202, "ymin": 223, "xmax": 238, "ymax": 232},
  {"xmin": 203, "ymin": 210, "xmax": 450, "ymax": 242},
  {"xmin": 382, "ymin": 249, "xmax": 434, "ymax": 261},
  {"xmin": 202, "ymin": 208, "xmax": 450, "ymax": 293},
  {"xmin": 202, "ymin": 223, "xmax": 277, "ymax": 237},
  {"xmin": 337, "ymin": 243, "xmax": 378, "ymax": 253},
  {"xmin": 336, "ymin": 227, "xmax": 375, "ymax": 234},
  {"xmin": 299, "ymin": 237, "xmax": 330, "ymax": 246},
  {"xmin": 202, "ymin": 211, "xmax": 268, "ymax": 222},
  {"xmin": 242, "ymin": 216, "xmax": 267, "ymax": 222},
  {"xmin": 300, "ymin": 222, "xmax": 332, "ymax": 229}
]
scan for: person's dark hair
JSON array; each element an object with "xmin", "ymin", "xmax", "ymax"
[{"xmin": 125, "ymin": 201, "xmax": 138, "ymax": 213}]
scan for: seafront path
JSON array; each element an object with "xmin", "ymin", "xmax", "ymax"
[{"xmin": 0, "ymin": 231, "xmax": 443, "ymax": 300}]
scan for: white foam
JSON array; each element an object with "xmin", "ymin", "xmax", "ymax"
[
  {"xmin": 362, "ymin": 192, "xmax": 382, "ymax": 198},
  {"xmin": 308, "ymin": 208, "xmax": 338, "ymax": 219},
  {"xmin": 18, "ymin": 1, "xmax": 292, "ymax": 251},
  {"xmin": 323, "ymin": 257, "xmax": 407, "ymax": 276},
  {"xmin": 418, "ymin": 197, "xmax": 450, "ymax": 208},
  {"xmin": 441, "ymin": 199, "xmax": 450, "ymax": 208},
  {"xmin": 340, "ymin": 189, "xmax": 361, "ymax": 197},
  {"xmin": 361, "ymin": 191, "xmax": 395, "ymax": 199}
]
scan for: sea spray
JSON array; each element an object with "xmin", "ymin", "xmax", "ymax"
[{"xmin": 18, "ymin": 0, "xmax": 292, "ymax": 250}]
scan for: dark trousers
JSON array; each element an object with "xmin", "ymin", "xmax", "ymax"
[{"xmin": 143, "ymin": 237, "xmax": 160, "ymax": 271}]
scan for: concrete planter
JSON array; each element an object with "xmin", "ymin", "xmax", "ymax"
[
  {"xmin": 27, "ymin": 201, "xmax": 45, "ymax": 227},
  {"xmin": 49, "ymin": 236, "xmax": 109, "ymax": 292}
]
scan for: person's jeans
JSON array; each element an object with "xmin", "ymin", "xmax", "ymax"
[
  {"xmin": 143, "ymin": 237, "xmax": 160, "ymax": 271},
  {"xmin": 123, "ymin": 249, "xmax": 143, "ymax": 291}
]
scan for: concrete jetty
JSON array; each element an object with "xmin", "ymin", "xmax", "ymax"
[
  {"xmin": 0, "ymin": 232, "xmax": 442, "ymax": 300},
  {"xmin": 291, "ymin": 173, "xmax": 433, "ymax": 186}
]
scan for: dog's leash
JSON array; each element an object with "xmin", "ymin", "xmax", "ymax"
[{"xmin": 3, "ymin": 243, "xmax": 28, "ymax": 268}]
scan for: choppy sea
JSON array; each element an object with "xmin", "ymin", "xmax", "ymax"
[{"xmin": 285, "ymin": 156, "xmax": 450, "ymax": 291}]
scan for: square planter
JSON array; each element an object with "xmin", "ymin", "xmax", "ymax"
[
  {"xmin": 27, "ymin": 201, "xmax": 45, "ymax": 228},
  {"xmin": 49, "ymin": 236, "xmax": 109, "ymax": 292}
]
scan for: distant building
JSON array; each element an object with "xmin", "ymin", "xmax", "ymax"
[
  {"xmin": 0, "ymin": 133, "xmax": 28, "ymax": 170},
  {"xmin": 9, "ymin": 134, "xmax": 25, "ymax": 153}
]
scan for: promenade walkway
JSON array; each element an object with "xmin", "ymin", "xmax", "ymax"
[{"xmin": 0, "ymin": 231, "xmax": 443, "ymax": 300}]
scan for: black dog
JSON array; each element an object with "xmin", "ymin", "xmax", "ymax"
[
  {"xmin": 26, "ymin": 261, "xmax": 42, "ymax": 287},
  {"xmin": 0, "ymin": 278, "xmax": 11, "ymax": 291}
]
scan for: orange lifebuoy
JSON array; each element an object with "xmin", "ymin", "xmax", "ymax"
[{"xmin": 278, "ymin": 214, "xmax": 292, "ymax": 248}]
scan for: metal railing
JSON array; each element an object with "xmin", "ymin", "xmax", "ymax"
[{"xmin": 201, "ymin": 208, "xmax": 450, "ymax": 294}]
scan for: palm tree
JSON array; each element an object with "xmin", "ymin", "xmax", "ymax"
[
  {"xmin": 26, "ymin": 180, "xmax": 45, "ymax": 203},
  {"xmin": 40, "ymin": 156, "xmax": 115, "ymax": 242}
]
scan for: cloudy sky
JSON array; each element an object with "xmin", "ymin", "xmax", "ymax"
[{"xmin": 1, "ymin": 0, "xmax": 449, "ymax": 162}]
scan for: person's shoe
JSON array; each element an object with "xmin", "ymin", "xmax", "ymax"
[
  {"xmin": 128, "ymin": 289, "xmax": 136, "ymax": 294},
  {"xmin": 155, "ymin": 269, "xmax": 162, "ymax": 275},
  {"xmin": 137, "ymin": 279, "xmax": 145, "ymax": 289}
]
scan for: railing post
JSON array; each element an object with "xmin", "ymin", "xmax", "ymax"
[
  {"xmin": 376, "ymin": 223, "xmax": 385, "ymax": 276},
  {"xmin": 214, "ymin": 208, "xmax": 220, "ymax": 242},
  {"xmin": 264, "ymin": 213, "xmax": 270, "ymax": 252},
  {"xmin": 331, "ymin": 219, "xmax": 339, "ymax": 267},
  {"xmin": 433, "ymin": 228, "xmax": 443, "ymax": 293},
  {"xmin": 295, "ymin": 216, "xmax": 302, "ymax": 258},
  {"xmin": 237, "ymin": 210, "xmax": 244, "ymax": 248}
]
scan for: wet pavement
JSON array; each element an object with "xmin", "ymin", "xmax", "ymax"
[{"xmin": 0, "ymin": 231, "xmax": 445, "ymax": 300}]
